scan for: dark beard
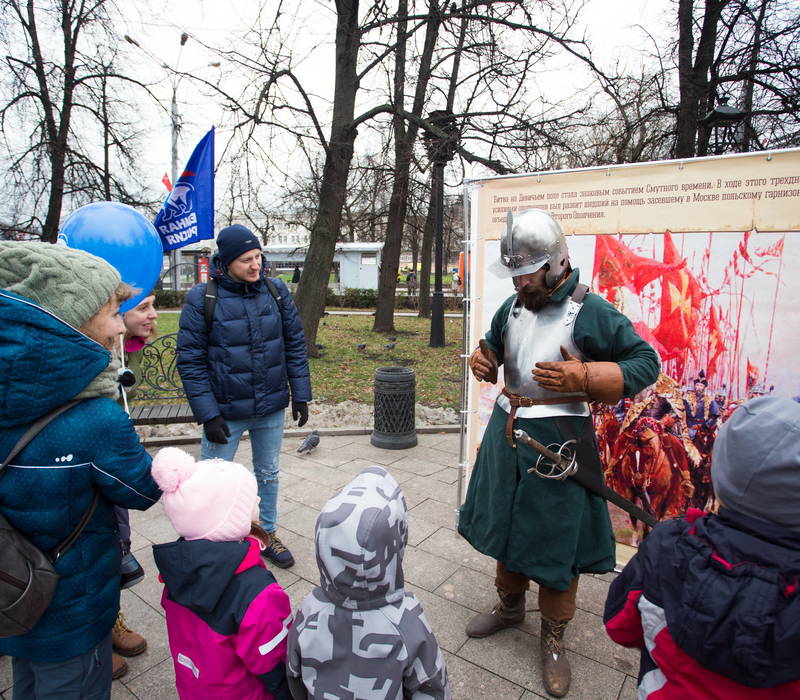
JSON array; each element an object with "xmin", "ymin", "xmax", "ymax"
[{"xmin": 517, "ymin": 286, "xmax": 549, "ymax": 312}]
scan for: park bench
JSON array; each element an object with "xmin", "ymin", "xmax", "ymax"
[{"xmin": 127, "ymin": 332, "xmax": 196, "ymax": 426}]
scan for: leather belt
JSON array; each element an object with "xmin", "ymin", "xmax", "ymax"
[{"xmin": 501, "ymin": 387, "xmax": 589, "ymax": 447}]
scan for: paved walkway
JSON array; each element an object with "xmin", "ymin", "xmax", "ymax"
[{"xmin": 0, "ymin": 431, "xmax": 639, "ymax": 699}]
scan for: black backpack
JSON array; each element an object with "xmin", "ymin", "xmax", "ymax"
[
  {"xmin": 0, "ymin": 400, "xmax": 99, "ymax": 638},
  {"xmin": 203, "ymin": 276, "xmax": 284, "ymax": 332}
]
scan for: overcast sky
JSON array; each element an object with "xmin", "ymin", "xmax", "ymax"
[{"xmin": 117, "ymin": 0, "xmax": 671, "ymax": 195}]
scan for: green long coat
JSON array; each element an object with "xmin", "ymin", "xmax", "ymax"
[{"xmin": 458, "ymin": 270, "xmax": 660, "ymax": 591}]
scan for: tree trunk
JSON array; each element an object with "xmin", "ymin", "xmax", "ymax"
[
  {"xmin": 373, "ymin": 0, "xmax": 441, "ymax": 332},
  {"xmin": 674, "ymin": 0, "xmax": 730, "ymax": 158},
  {"xmin": 417, "ymin": 188, "xmax": 435, "ymax": 318},
  {"xmin": 294, "ymin": 0, "xmax": 360, "ymax": 356},
  {"xmin": 30, "ymin": 0, "xmax": 78, "ymax": 242},
  {"xmin": 741, "ymin": 0, "xmax": 768, "ymax": 151}
]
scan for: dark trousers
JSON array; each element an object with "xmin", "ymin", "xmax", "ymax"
[
  {"xmin": 113, "ymin": 506, "xmax": 131, "ymax": 552},
  {"xmin": 11, "ymin": 632, "xmax": 112, "ymax": 700},
  {"xmin": 495, "ymin": 561, "xmax": 580, "ymax": 621}
]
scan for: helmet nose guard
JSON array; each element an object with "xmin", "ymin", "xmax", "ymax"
[{"xmin": 488, "ymin": 208, "xmax": 569, "ymax": 288}]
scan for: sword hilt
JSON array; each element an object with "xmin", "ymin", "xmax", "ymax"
[{"xmin": 514, "ymin": 429, "xmax": 578, "ymax": 480}]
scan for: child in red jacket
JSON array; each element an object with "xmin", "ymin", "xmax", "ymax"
[
  {"xmin": 151, "ymin": 447, "xmax": 291, "ymax": 700},
  {"xmin": 604, "ymin": 397, "xmax": 800, "ymax": 699}
]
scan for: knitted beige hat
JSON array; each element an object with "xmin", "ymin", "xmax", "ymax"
[{"xmin": 0, "ymin": 241, "xmax": 121, "ymax": 329}]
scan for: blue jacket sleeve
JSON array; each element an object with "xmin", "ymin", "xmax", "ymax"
[
  {"xmin": 176, "ymin": 284, "xmax": 220, "ymax": 424},
  {"xmin": 274, "ymin": 279, "xmax": 312, "ymax": 403},
  {"xmin": 90, "ymin": 400, "xmax": 161, "ymax": 509}
]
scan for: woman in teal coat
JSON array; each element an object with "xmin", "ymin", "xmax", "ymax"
[{"xmin": 0, "ymin": 242, "xmax": 161, "ymax": 698}]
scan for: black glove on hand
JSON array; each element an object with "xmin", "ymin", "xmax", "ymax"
[
  {"xmin": 204, "ymin": 416, "xmax": 230, "ymax": 444},
  {"xmin": 292, "ymin": 401, "xmax": 309, "ymax": 427}
]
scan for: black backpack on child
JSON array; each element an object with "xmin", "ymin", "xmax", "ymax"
[{"xmin": 0, "ymin": 400, "xmax": 99, "ymax": 638}]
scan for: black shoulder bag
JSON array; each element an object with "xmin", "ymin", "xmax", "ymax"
[{"xmin": 0, "ymin": 400, "xmax": 99, "ymax": 638}]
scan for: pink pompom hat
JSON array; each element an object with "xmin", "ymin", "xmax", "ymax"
[{"xmin": 151, "ymin": 447, "xmax": 259, "ymax": 542}]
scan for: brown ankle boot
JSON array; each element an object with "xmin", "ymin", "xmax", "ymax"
[
  {"xmin": 111, "ymin": 653, "xmax": 128, "ymax": 680},
  {"xmin": 112, "ymin": 610, "xmax": 147, "ymax": 657},
  {"xmin": 465, "ymin": 590, "xmax": 525, "ymax": 638},
  {"xmin": 540, "ymin": 616, "xmax": 571, "ymax": 697}
]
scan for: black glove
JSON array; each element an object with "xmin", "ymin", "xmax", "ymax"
[
  {"xmin": 204, "ymin": 416, "xmax": 230, "ymax": 444},
  {"xmin": 292, "ymin": 401, "xmax": 309, "ymax": 427}
]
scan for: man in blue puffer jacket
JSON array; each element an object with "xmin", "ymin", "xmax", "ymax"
[
  {"xmin": 177, "ymin": 225, "xmax": 311, "ymax": 569},
  {"xmin": 0, "ymin": 241, "xmax": 161, "ymax": 697}
]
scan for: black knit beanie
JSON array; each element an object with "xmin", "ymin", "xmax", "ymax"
[{"xmin": 216, "ymin": 225, "xmax": 262, "ymax": 267}]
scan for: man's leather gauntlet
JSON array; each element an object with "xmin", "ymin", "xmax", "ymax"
[
  {"xmin": 468, "ymin": 339, "xmax": 498, "ymax": 383},
  {"xmin": 533, "ymin": 346, "xmax": 624, "ymax": 404}
]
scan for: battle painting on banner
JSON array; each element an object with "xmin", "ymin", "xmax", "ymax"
[{"xmin": 464, "ymin": 149, "xmax": 800, "ymax": 547}]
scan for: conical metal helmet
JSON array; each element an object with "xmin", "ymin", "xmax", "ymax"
[{"xmin": 489, "ymin": 208, "xmax": 569, "ymax": 288}]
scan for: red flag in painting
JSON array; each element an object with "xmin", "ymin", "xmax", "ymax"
[
  {"xmin": 653, "ymin": 231, "xmax": 703, "ymax": 359},
  {"xmin": 746, "ymin": 358, "xmax": 759, "ymax": 391},
  {"xmin": 706, "ymin": 305, "xmax": 725, "ymax": 380},
  {"xmin": 161, "ymin": 172, "xmax": 173, "ymax": 192},
  {"xmin": 755, "ymin": 237, "xmax": 785, "ymax": 258},
  {"xmin": 593, "ymin": 235, "xmax": 681, "ymax": 294}
]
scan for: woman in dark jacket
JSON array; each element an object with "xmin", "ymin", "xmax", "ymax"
[{"xmin": 0, "ymin": 242, "xmax": 161, "ymax": 698}]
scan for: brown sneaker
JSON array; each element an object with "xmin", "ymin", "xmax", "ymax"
[
  {"xmin": 112, "ymin": 610, "xmax": 147, "ymax": 657},
  {"xmin": 112, "ymin": 653, "xmax": 129, "ymax": 680}
]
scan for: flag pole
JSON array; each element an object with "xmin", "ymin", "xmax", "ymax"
[{"xmin": 762, "ymin": 234, "xmax": 785, "ymax": 384}]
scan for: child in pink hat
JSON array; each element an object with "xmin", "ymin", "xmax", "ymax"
[{"xmin": 151, "ymin": 447, "xmax": 292, "ymax": 700}]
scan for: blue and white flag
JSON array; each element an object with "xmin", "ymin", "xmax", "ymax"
[{"xmin": 155, "ymin": 127, "xmax": 215, "ymax": 251}]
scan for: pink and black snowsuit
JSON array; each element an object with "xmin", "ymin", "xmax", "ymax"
[{"xmin": 154, "ymin": 536, "xmax": 292, "ymax": 699}]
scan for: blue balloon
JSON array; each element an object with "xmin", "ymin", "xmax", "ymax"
[{"xmin": 58, "ymin": 202, "xmax": 164, "ymax": 312}]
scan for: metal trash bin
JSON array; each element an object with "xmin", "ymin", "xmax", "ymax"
[{"xmin": 371, "ymin": 366, "xmax": 417, "ymax": 449}]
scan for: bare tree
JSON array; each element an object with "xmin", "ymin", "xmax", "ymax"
[
  {"xmin": 672, "ymin": 0, "xmax": 800, "ymax": 157},
  {"xmin": 373, "ymin": 0, "xmax": 443, "ymax": 333},
  {"xmin": 211, "ymin": 0, "xmax": 618, "ymax": 351},
  {"xmin": 0, "ymin": 0, "xmax": 156, "ymax": 241}
]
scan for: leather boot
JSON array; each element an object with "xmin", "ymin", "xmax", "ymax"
[
  {"xmin": 112, "ymin": 610, "xmax": 147, "ymax": 657},
  {"xmin": 465, "ymin": 590, "xmax": 525, "ymax": 638},
  {"xmin": 540, "ymin": 616, "xmax": 571, "ymax": 697},
  {"xmin": 111, "ymin": 653, "xmax": 128, "ymax": 680}
]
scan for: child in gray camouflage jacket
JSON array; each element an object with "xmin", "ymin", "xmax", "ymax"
[{"xmin": 286, "ymin": 466, "xmax": 450, "ymax": 700}]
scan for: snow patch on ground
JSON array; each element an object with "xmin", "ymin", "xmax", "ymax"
[{"xmin": 135, "ymin": 401, "xmax": 458, "ymax": 439}]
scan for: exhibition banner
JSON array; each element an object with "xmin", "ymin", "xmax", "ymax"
[{"xmin": 464, "ymin": 149, "xmax": 800, "ymax": 545}]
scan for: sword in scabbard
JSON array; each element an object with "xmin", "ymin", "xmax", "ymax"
[{"xmin": 513, "ymin": 428, "xmax": 658, "ymax": 529}]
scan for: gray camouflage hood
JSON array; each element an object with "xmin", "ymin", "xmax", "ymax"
[
  {"xmin": 315, "ymin": 465, "xmax": 408, "ymax": 610},
  {"xmin": 289, "ymin": 466, "xmax": 451, "ymax": 699}
]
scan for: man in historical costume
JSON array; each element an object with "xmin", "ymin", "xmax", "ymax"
[
  {"xmin": 683, "ymin": 373, "xmax": 720, "ymax": 438},
  {"xmin": 459, "ymin": 209, "xmax": 660, "ymax": 697}
]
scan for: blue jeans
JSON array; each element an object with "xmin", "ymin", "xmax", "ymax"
[
  {"xmin": 12, "ymin": 632, "xmax": 112, "ymax": 699},
  {"xmin": 201, "ymin": 410, "xmax": 284, "ymax": 532}
]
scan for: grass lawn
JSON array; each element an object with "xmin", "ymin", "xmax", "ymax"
[{"xmin": 156, "ymin": 310, "xmax": 464, "ymax": 408}]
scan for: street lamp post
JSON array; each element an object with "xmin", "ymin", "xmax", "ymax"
[
  {"xmin": 422, "ymin": 110, "xmax": 459, "ymax": 348},
  {"xmin": 699, "ymin": 97, "xmax": 747, "ymax": 155},
  {"xmin": 124, "ymin": 31, "xmax": 190, "ymax": 292}
]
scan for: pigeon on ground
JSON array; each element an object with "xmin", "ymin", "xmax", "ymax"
[
  {"xmin": 387, "ymin": 336, "xmax": 397, "ymax": 341},
  {"xmin": 385, "ymin": 343, "xmax": 396, "ymax": 350},
  {"xmin": 356, "ymin": 343, "xmax": 367, "ymax": 351},
  {"xmin": 315, "ymin": 343, "xmax": 324, "ymax": 350},
  {"xmin": 297, "ymin": 430, "xmax": 320, "ymax": 454}
]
